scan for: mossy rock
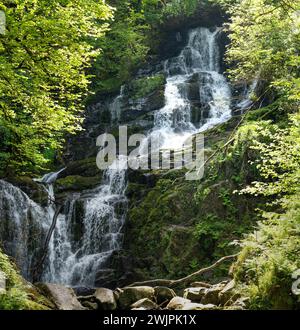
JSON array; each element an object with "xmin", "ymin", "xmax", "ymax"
[
  {"xmin": 60, "ymin": 158, "xmax": 103, "ymax": 178},
  {"xmin": 55, "ymin": 175, "xmax": 100, "ymax": 193},
  {"xmin": 5, "ymin": 176, "xmax": 48, "ymax": 206},
  {"xmin": 0, "ymin": 249, "xmax": 53, "ymax": 310}
]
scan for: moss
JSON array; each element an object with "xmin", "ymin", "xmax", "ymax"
[
  {"xmin": 55, "ymin": 175, "xmax": 100, "ymax": 193},
  {"xmin": 130, "ymin": 74, "xmax": 166, "ymax": 100},
  {"xmin": 0, "ymin": 249, "xmax": 52, "ymax": 310}
]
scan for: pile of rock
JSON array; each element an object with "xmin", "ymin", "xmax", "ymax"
[{"xmin": 35, "ymin": 279, "xmax": 248, "ymax": 310}]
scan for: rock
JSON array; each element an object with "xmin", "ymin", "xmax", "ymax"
[
  {"xmin": 117, "ymin": 286, "xmax": 155, "ymax": 310},
  {"xmin": 166, "ymin": 297, "xmax": 191, "ymax": 310},
  {"xmin": 55, "ymin": 175, "xmax": 99, "ymax": 193},
  {"xmin": 180, "ymin": 303, "xmax": 217, "ymax": 310},
  {"xmin": 201, "ymin": 283, "xmax": 226, "ymax": 305},
  {"xmin": 154, "ymin": 286, "xmax": 176, "ymax": 305},
  {"xmin": 94, "ymin": 288, "xmax": 117, "ymax": 310},
  {"xmin": 190, "ymin": 282, "xmax": 212, "ymax": 288},
  {"xmin": 73, "ymin": 286, "xmax": 96, "ymax": 297},
  {"xmin": 0, "ymin": 271, "xmax": 6, "ymax": 294},
  {"xmin": 218, "ymin": 279, "xmax": 236, "ymax": 305},
  {"xmin": 36, "ymin": 283, "xmax": 85, "ymax": 310},
  {"xmin": 81, "ymin": 300, "xmax": 98, "ymax": 310},
  {"xmin": 183, "ymin": 287, "xmax": 207, "ymax": 302},
  {"xmin": 130, "ymin": 298, "xmax": 158, "ymax": 310}
]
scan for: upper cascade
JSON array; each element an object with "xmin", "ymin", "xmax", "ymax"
[{"xmin": 146, "ymin": 26, "xmax": 232, "ymax": 152}]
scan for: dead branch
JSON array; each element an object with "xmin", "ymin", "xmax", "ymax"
[{"xmin": 127, "ymin": 253, "xmax": 238, "ymax": 288}]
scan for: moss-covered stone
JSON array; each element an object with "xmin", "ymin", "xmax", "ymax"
[
  {"xmin": 0, "ymin": 249, "xmax": 53, "ymax": 310},
  {"xmin": 55, "ymin": 175, "xmax": 100, "ymax": 193}
]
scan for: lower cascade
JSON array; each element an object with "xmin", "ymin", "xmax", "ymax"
[{"xmin": 0, "ymin": 26, "xmax": 247, "ymax": 287}]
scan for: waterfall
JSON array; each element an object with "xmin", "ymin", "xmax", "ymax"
[
  {"xmin": 0, "ymin": 26, "xmax": 233, "ymax": 288},
  {"xmin": 0, "ymin": 180, "xmax": 51, "ymax": 279},
  {"xmin": 142, "ymin": 27, "xmax": 232, "ymax": 153},
  {"xmin": 43, "ymin": 157, "xmax": 127, "ymax": 286}
]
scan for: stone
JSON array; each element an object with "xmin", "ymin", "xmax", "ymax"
[
  {"xmin": 190, "ymin": 282, "xmax": 212, "ymax": 288},
  {"xmin": 81, "ymin": 300, "xmax": 98, "ymax": 310},
  {"xmin": 0, "ymin": 271, "xmax": 6, "ymax": 294},
  {"xmin": 117, "ymin": 286, "xmax": 155, "ymax": 309},
  {"xmin": 94, "ymin": 288, "xmax": 117, "ymax": 310},
  {"xmin": 183, "ymin": 287, "xmax": 207, "ymax": 302},
  {"xmin": 130, "ymin": 298, "xmax": 158, "ymax": 310},
  {"xmin": 218, "ymin": 279, "xmax": 236, "ymax": 306},
  {"xmin": 201, "ymin": 283, "xmax": 226, "ymax": 305},
  {"xmin": 166, "ymin": 297, "xmax": 191, "ymax": 310},
  {"xmin": 36, "ymin": 283, "xmax": 85, "ymax": 310},
  {"xmin": 154, "ymin": 286, "xmax": 176, "ymax": 305},
  {"xmin": 180, "ymin": 303, "xmax": 217, "ymax": 310}
]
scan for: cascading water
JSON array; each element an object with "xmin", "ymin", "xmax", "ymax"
[
  {"xmin": 43, "ymin": 157, "xmax": 127, "ymax": 286},
  {"xmin": 143, "ymin": 27, "xmax": 232, "ymax": 153},
  {"xmin": 0, "ymin": 26, "xmax": 234, "ymax": 288},
  {"xmin": 0, "ymin": 180, "xmax": 51, "ymax": 279}
]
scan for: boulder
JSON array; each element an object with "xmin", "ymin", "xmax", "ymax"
[
  {"xmin": 180, "ymin": 303, "xmax": 217, "ymax": 310},
  {"xmin": 36, "ymin": 283, "xmax": 85, "ymax": 310},
  {"xmin": 117, "ymin": 286, "xmax": 155, "ymax": 309},
  {"xmin": 94, "ymin": 288, "xmax": 117, "ymax": 310},
  {"xmin": 130, "ymin": 298, "xmax": 158, "ymax": 310},
  {"xmin": 183, "ymin": 287, "xmax": 207, "ymax": 302},
  {"xmin": 154, "ymin": 286, "xmax": 176, "ymax": 305},
  {"xmin": 218, "ymin": 279, "xmax": 236, "ymax": 305},
  {"xmin": 0, "ymin": 271, "xmax": 6, "ymax": 294},
  {"xmin": 201, "ymin": 283, "xmax": 226, "ymax": 305},
  {"xmin": 166, "ymin": 297, "xmax": 191, "ymax": 310}
]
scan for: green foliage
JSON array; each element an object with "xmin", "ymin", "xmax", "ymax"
[
  {"xmin": 234, "ymin": 195, "xmax": 300, "ymax": 309},
  {"xmin": 0, "ymin": 0, "xmax": 112, "ymax": 175},
  {"xmin": 0, "ymin": 249, "xmax": 49, "ymax": 309},
  {"xmin": 130, "ymin": 74, "xmax": 165, "ymax": 99},
  {"xmin": 219, "ymin": 0, "xmax": 300, "ymax": 112}
]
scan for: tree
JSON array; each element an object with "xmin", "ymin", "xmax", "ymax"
[{"xmin": 0, "ymin": 0, "xmax": 112, "ymax": 175}]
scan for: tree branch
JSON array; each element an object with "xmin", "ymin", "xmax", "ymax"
[{"xmin": 127, "ymin": 254, "xmax": 238, "ymax": 288}]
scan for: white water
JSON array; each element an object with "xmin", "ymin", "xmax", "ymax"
[
  {"xmin": 144, "ymin": 27, "xmax": 232, "ymax": 153},
  {"xmin": 0, "ymin": 180, "xmax": 51, "ymax": 279},
  {"xmin": 43, "ymin": 157, "xmax": 127, "ymax": 286},
  {"xmin": 0, "ymin": 27, "xmax": 233, "ymax": 287}
]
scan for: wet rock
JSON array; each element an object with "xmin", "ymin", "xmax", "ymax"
[
  {"xmin": 117, "ymin": 286, "xmax": 155, "ymax": 309},
  {"xmin": 166, "ymin": 297, "xmax": 191, "ymax": 310},
  {"xmin": 0, "ymin": 271, "xmax": 6, "ymax": 294},
  {"xmin": 36, "ymin": 283, "xmax": 85, "ymax": 310},
  {"xmin": 130, "ymin": 298, "xmax": 158, "ymax": 310},
  {"xmin": 218, "ymin": 279, "xmax": 236, "ymax": 305},
  {"xmin": 6, "ymin": 176, "xmax": 49, "ymax": 206},
  {"xmin": 154, "ymin": 286, "xmax": 176, "ymax": 305},
  {"xmin": 94, "ymin": 288, "xmax": 117, "ymax": 310},
  {"xmin": 180, "ymin": 303, "xmax": 217, "ymax": 310},
  {"xmin": 183, "ymin": 287, "xmax": 207, "ymax": 302}
]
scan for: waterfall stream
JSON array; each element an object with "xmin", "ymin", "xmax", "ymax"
[
  {"xmin": 1, "ymin": 26, "xmax": 236, "ymax": 287},
  {"xmin": 141, "ymin": 27, "xmax": 232, "ymax": 154}
]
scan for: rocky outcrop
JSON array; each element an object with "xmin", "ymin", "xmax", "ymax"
[{"xmin": 36, "ymin": 283, "xmax": 85, "ymax": 310}]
